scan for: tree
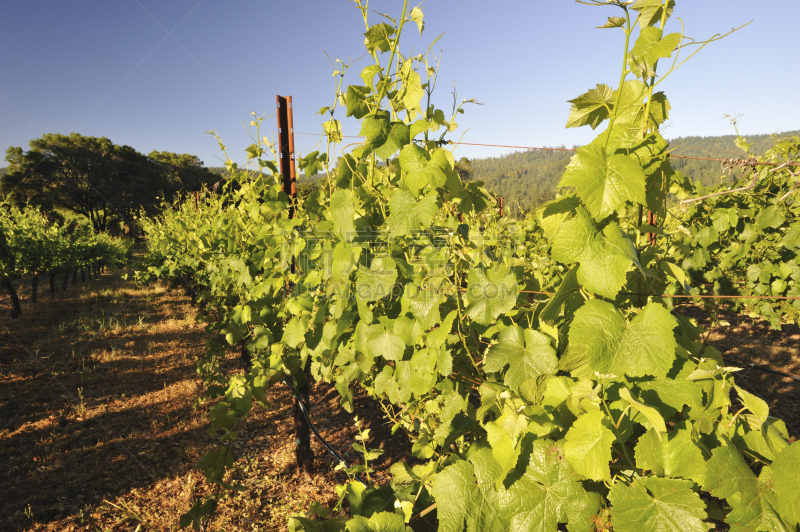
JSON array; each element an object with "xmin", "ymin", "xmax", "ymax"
[
  {"xmin": 147, "ymin": 151, "xmax": 218, "ymax": 197},
  {"xmin": 3, "ymin": 133, "xmax": 216, "ymax": 233},
  {"xmin": 455, "ymin": 156, "xmax": 473, "ymax": 181}
]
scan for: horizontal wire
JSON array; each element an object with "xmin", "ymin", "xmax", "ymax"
[
  {"xmin": 485, "ymin": 288, "xmax": 800, "ymax": 302},
  {"xmin": 293, "ymin": 131, "xmax": 798, "ymax": 167}
]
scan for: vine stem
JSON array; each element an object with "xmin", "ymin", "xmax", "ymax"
[
  {"xmin": 640, "ymin": 0, "xmax": 672, "ymax": 133},
  {"xmin": 601, "ymin": 392, "xmax": 636, "ymax": 470},
  {"xmin": 454, "ymin": 265, "xmax": 482, "ymax": 374},
  {"xmin": 376, "ymin": 0, "xmax": 410, "ymax": 105},
  {"xmin": 604, "ymin": 8, "xmax": 632, "ymax": 152}
]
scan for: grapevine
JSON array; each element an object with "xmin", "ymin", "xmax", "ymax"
[
  {"xmin": 138, "ymin": 1, "xmax": 800, "ymax": 531},
  {"xmin": 0, "ymin": 203, "xmax": 130, "ymax": 318}
]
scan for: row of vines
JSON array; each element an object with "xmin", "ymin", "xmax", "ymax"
[
  {"xmin": 1, "ymin": 203, "xmax": 131, "ymax": 318},
  {"xmin": 671, "ymin": 134, "xmax": 800, "ymax": 329},
  {"xmin": 137, "ymin": 1, "xmax": 800, "ymax": 531}
]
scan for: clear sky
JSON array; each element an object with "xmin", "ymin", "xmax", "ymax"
[{"xmin": 2, "ymin": 1, "xmax": 798, "ymax": 167}]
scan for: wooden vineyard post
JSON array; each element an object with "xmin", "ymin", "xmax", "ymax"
[
  {"xmin": 276, "ymin": 95, "xmax": 314, "ymax": 476},
  {"xmin": 498, "ymin": 196, "xmax": 504, "ymax": 218}
]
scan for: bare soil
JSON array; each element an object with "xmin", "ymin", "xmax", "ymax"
[
  {"xmin": 1, "ymin": 269, "xmax": 409, "ymax": 532},
  {"xmin": 1, "ymin": 268, "xmax": 797, "ymax": 532}
]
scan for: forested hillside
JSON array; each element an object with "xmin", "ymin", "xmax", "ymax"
[{"xmin": 469, "ymin": 130, "xmax": 800, "ymax": 216}]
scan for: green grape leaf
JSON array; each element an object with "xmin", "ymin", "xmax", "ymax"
[
  {"xmin": 610, "ymin": 81, "xmax": 649, "ymax": 125},
  {"xmin": 539, "ymin": 266, "xmax": 581, "ymax": 325},
  {"xmin": 634, "ymin": 423, "xmax": 707, "ymax": 486},
  {"xmin": 356, "ymin": 257, "xmax": 397, "ymax": 302},
  {"xmin": 485, "ymin": 413, "xmax": 526, "ymax": 486},
  {"xmin": 374, "ymin": 122, "xmax": 410, "ymax": 160},
  {"xmin": 464, "ymin": 264, "xmax": 519, "ymax": 325},
  {"xmin": 772, "ymin": 442, "xmax": 800, "ymax": 526},
  {"xmin": 385, "ymin": 190, "xmax": 441, "ymax": 236},
  {"xmin": 631, "ymin": 0, "xmax": 675, "ymax": 29},
  {"xmin": 628, "ymin": 27, "xmax": 681, "ymax": 78},
  {"xmin": 568, "ymin": 299, "xmax": 625, "ymax": 376},
  {"xmin": 364, "ymin": 22, "xmax": 395, "ymax": 53},
  {"xmin": 360, "ymin": 65, "xmax": 382, "ymax": 91},
  {"xmin": 569, "ymin": 300, "xmax": 678, "ymax": 378},
  {"xmin": 329, "ymin": 242, "xmax": 361, "ymax": 282},
  {"xmin": 611, "ymin": 302, "xmax": 678, "ymax": 377},
  {"xmin": 405, "ymin": 285, "xmax": 443, "ymax": 330},
  {"xmin": 619, "ymin": 387, "xmax": 666, "ymax": 436},
  {"xmin": 283, "ymin": 317, "xmax": 306, "ymax": 349},
  {"xmin": 550, "ymin": 207, "xmax": 597, "ymax": 264},
  {"xmin": 576, "ymin": 229, "xmax": 635, "ymax": 300},
  {"xmin": 330, "ymin": 189, "xmax": 359, "ymax": 241},
  {"xmin": 550, "ymin": 209, "xmax": 635, "ymax": 299},
  {"xmin": 409, "ymin": 118, "xmax": 433, "ymax": 139},
  {"xmin": 539, "ymin": 196, "xmax": 581, "ymax": 240},
  {"xmin": 408, "ymin": 163, "xmax": 448, "ymax": 195},
  {"xmin": 619, "ymin": 131, "xmax": 668, "ymax": 178},
  {"xmin": 566, "ymin": 84, "xmax": 614, "ymax": 129},
  {"xmin": 705, "ymin": 446, "xmax": 794, "ymax": 532},
  {"xmin": 500, "ymin": 439, "xmax": 600, "ymax": 532},
  {"xmin": 756, "ymin": 205, "xmax": 786, "ymax": 230},
  {"xmin": 564, "ymin": 409, "xmax": 615, "ymax": 482},
  {"xmin": 397, "ymin": 143, "xmax": 447, "ymax": 194},
  {"xmin": 399, "ymin": 143, "xmax": 427, "ymax": 173},
  {"xmin": 644, "ymin": 92, "xmax": 671, "ymax": 125},
  {"xmin": 430, "ymin": 457, "xmax": 508, "ymax": 532},
  {"xmin": 362, "ymin": 324, "xmax": 405, "ymax": 362},
  {"xmin": 345, "ymin": 512, "xmax": 409, "ymax": 532},
  {"xmin": 484, "ymin": 325, "xmax": 558, "ymax": 392},
  {"xmin": 598, "ymin": 16, "xmax": 626, "ymax": 29},
  {"xmin": 559, "ymin": 144, "xmax": 647, "ymax": 220},
  {"xmin": 400, "ymin": 69, "xmax": 425, "ymax": 114},
  {"xmin": 609, "ymin": 477, "xmax": 706, "ymax": 532},
  {"xmin": 409, "ymin": 6, "xmax": 424, "ymax": 33},
  {"xmin": 734, "ymin": 385, "xmax": 770, "ymax": 428},
  {"xmin": 360, "ymin": 114, "xmax": 390, "ymax": 148},
  {"xmin": 346, "ymin": 85, "xmax": 371, "ymax": 119}
]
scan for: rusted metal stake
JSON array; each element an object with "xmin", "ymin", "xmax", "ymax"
[
  {"xmin": 277, "ymin": 95, "xmax": 312, "ymax": 477},
  {"xmin": 276, "ymin": 95, "xmax": 298, "ymax": 218}
]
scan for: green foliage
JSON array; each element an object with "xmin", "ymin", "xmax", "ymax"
[
  {"xmin": 666, "ymin": 134, "xmax": 800, "ymax": 327},
  {"xmin": 1, "ymin": 203, "xmax": 130, "ymax": 316},
  {"xmin": 3, "ymin": 133, "xmax": 216, "ymax": 232},
  {"xmin": 466, "ymin": 131, "xmax": 800, "ymax": 218},
  {"xmin": 136, "ymin": 2, "xmax": 799, "ymax": 531}
]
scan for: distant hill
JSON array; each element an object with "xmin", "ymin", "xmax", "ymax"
[{"xmin": 468, "ymin": 130, "xmax": 800, "ymax": 217}]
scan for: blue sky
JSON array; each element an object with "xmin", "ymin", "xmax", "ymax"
[{"xmin": 2, "ymin": 1, "xmax": 798, "ymax": 167}]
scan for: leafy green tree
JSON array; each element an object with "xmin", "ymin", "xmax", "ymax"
[
  {"xmin": 3, "ymin": 133, "xmax": 215, "ymax": 233},
  {"xmin": 147, "ymin": 150, "xmax": 218, "ymax": 195}
]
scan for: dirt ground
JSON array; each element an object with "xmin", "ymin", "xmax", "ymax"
[
  {"xmin": 0, "ymin": 269, "xmax": 410, "ymax": 532},
  {"xmin": 1, "ymin": 267, "xmax": 797, "ymax": 532},
  {"xmin": 679, "ymin": 303, "xmax": 800, "ymax": 437}
]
